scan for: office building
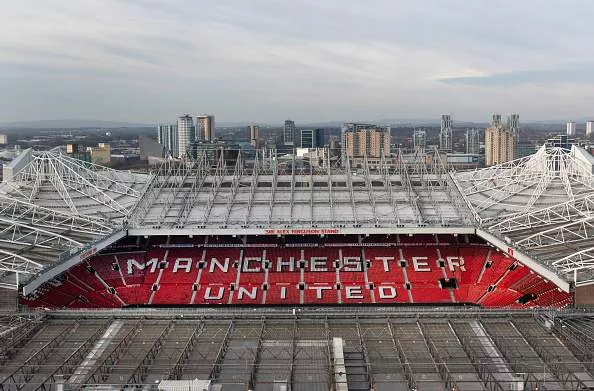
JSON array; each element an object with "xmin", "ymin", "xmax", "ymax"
[
  {"xmin": 284, "ymin": 120, "xmax": 296, "ymax": 145},
  {"xmin": 413, "ymin": 129, "xmax": 426, "ymax": 152},
  {"xmin": 300, "ymin": 129, "xmax": 324, "ymax": 149},
  {"xmin": 547, "ymin": 134, "xmax": 578, "ymax": 150},
  {"xmin": 485, "ymin": 123, "xmax": 517, "ymax": 166},
  {"xmin": 177, "ymin": 114, "xmax": 195, "ymax": 158},
  {"xmin": 439, "ymin": 114, "xmax": 453, "ymax": 152},
  {"xmin": 465, "ymin": 128, "xmax": 480, "ymax": 155},
  {"xmin": 341, "ymin": 123, "xmax": 391, "ymax": 166},
  {"xmin": 66, "ymin": 144, "xmax": 91, "ymax": 163},
  {"xmin": 197, "ymin": 114, "xmax": 215, "ymax": 141},
  {"xmin": 248, "ymin": 125, "xmax": 260, "ymax": 148},
  {"xmin": 587, "ymin": 121, "xmax": 594, "ymax": 137},
  {"xmin": 0, "ymin": 134, "xmax": 7, "ymax": 145},
  {"xmin": 190, "ymin": 141, "xmax": 241, "ymax": 166},
  {"xmin": 566, "ymin": 121, "xmax": 576, "ymax": 136}
]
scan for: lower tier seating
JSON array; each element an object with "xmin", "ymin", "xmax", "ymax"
[{"xmin": 22, "ymin": 243, "xmax": 573, "ymax": 309}]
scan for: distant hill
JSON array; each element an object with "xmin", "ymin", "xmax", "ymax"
[{"xmin": 0, "ymin": 119, "xmax": 150, "ymax": 129}]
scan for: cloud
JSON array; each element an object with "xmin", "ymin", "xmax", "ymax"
[
  {"xmin": 438, "ymin": 66, "xmax": 594, "ymax": 86},
  {"xmin": 0, "ymin": 0, "xmax": 593, "ymax": 123}
]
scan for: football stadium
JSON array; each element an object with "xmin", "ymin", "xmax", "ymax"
[{"xmin": 0, "ymin": 145, "xmax": 594, "ymax": 390}]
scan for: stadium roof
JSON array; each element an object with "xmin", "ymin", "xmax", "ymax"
[
  {"xmin": 1, "ymin": 144, "xmax": 594, "ymax": 293},
  {"xmin": 454, "ymin": 145, "xmax": 594, "ymax": 287},
  {"xmin": 0, "ymin": 149, "xmax": 149, "ymax": 288}
]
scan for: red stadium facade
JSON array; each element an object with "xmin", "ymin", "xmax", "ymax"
[{"xmin": 21, "ymin": 234, "xmax": 572, "ymax": 309}]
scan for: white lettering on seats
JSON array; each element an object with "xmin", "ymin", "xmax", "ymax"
[
  {"xmin": 204, "ymin": 286, "xmax": 225, "ymax": 300},
  {"xmin": 277, "ymin": 257, "xmax": 295, "ymax": 272},
  {"xmin": 309, "ymin": 285, "xmax": 332, "ymax": 299},
  {"xmin": 242, "ymin": 257, "xmax": 261, "ymax": 272},
  {"xmin": 412, "ymin": 256, "xmax": 430, "ymax": 272},
  {"xmin": 342, "ymin": 257, "xmax": 362, "ymax": 272},
  {"xmin": 378, "ymin": 286, "xmax": 397, "ymax": 299},
  {"xmin": 280, "ymin": 286, "xmax": 287, "ymax": 299},
  {"xmin": 173, "ymin": 258, "xmax": 192, "ymax": 273},
  {"xmin": 209, "ymin": 257, "xmax": 230, "ymax": 273},
  {"xmin": 310, "ymin": 257, "xmax": 328, "ymax": 272},
  {"xmin": 345, "ymin": 286, "xmax": 364, "ymax": 299},
  {"xmin": 375, "ymin": 256, "xmax": 395, "ymax": 272},
  {"xmin": 127, "ymin": 258, "xmax": 158, "ymax": 274},
  {"xmin": 237, "ymin": 286, "xmax": 257, "ymax": 300},
  {"xmin": 447, "ymin": 256, "xmax": 466, "ymax": 272}
]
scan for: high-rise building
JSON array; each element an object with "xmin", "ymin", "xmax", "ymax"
[
  {"xmin": 413, "ymin": 129, "xmax": 426, "ymax": 152},
  {"xmin": 284, "ymin": 120, "xmax": 296, "ymax": 145},
  {"xmin": 587, "ymin": 121, "xmax": 594, "ymax": 137},
  {"xmin": 485, "ymin": 123, "xmax": 517, "ymax": 166},
  {"xmin": 341, "ymin": 123, "xmax": 391, "ymax": 166},
  {"xmin": 169, "ymin": 125, "xmax": 178, "ymax": 157},
  {"xmin": 439, "ymin": 114, "xmax": 453, "ymax": 152},
  {"xmin": 157, "ymin": 124, "xmax": 177, "ymax": 156},
  {"xmin": 197, "ymin": 115, "xmax": 215, "ymax": 141},
  {"xmin": 492, "ymin": 113, "xmax": 502, "ymax": 127},
  {"xmin": 300, "ymin": 129, "xmax": 325, "ymax": 149},
  {"xmin": 177, "ymin": 114, "xmax": 195, "ymax": 158},
  {"xmin": 248, "ymin": 125, "xmax": 260, "ymax": 148},
  {"xmin": 507, "ymin": 113, "xmax": 520, "ymax": 134},
  {"xmin": 507, "ymin": 113, "xmax": 520, "ymax": 156},
  {"xmin": 465, "ymin": 128, "xmax": 480, "ymax": 155},
  {"xmin": 0, "ymin": 134, "xmax": 7, "ymax": 145},
  {"xmin": 566, "ymin": 121, "xmax": 577, "ymax": 136},
  {"xmin": 157, "ymin": 125, "xmax": 168, "ymax": 146}
]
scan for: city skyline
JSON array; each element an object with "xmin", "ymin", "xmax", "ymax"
[{"xmin": 1, "ymin": 1, "xmax": 594, "ymax": 123}]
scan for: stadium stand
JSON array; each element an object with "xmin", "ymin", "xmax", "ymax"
[
  {"xmin": 0, "ymin": 309, "xmax": 592, "ymax": 390},
  {"xmin": 19, "ymin": 235, "xmax": 572, "ymax": 309},
  {"xmin": 2, "ymin": 146, "xmax": 594, "ymax": 390}
]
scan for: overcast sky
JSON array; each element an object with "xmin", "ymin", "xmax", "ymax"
[{"xmin": 1, "ymin": 0, "xmax": 593, "ymax": 124}]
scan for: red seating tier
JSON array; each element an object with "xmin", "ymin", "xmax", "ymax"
[{"xmin": 21, "ymin": 236, "xmax": 573, "ymax": 309}]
